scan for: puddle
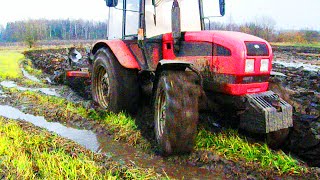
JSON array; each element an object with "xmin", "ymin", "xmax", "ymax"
[
  {"xmin": 0, "ymin": 81, "xmax": 60, "ymax": 97},
  {"xmin": 0, "ymin": 105, "xmax": 99, "ymax": 151},
  {"xmin": 270, "ymin": 71, "xmax": 286, "ymax": 77},
  {"xmin": 45, "ymin": 77, "xmax": 52, "ymax": 84},
  {"xmin": 21, "ymin": 68, "xmax": 41, "ymax": 82},
  {"xmin": 0, "ymin": 104, "xmax": 224, "ymax": 179},
  {"xmin": 273, "ymin": 61, "xmax": 320, "ymax": 72}
]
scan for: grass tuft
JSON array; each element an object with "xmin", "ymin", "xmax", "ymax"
[
  {"xmin": 0, "ymin": 118, "xmax": 159, "ymax": 179},
  {"xmin": 18, "ymin": 91, "xmax": 151, "ymax": 150},
  {"xmin": 195, "ymin": 128, "xmax": 307, "ymax": 175}
]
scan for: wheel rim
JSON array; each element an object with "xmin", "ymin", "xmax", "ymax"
[
  {"xmin": 156, "ymin": 90, "xmax": 166, "ymax": 140},
  {"xmin": 96, "ymin": 66, "xmax": 110, "ymax": 108}
]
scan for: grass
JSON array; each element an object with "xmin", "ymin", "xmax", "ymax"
[
  {"xmin": 271, "ymin": 42, "xmax": 320, "ymax": 48},
  {"xmin": 16, "ymin": 90, "xmax": 151, "ymax": 150},
  {"xmin": 22, "ymin": 59, "xmax": 43, "ymax": 77},
  {"xmin": 0, "ymin": 51, "xmax": 46, "ymax": 88},
  {"xmin": 14, "ymin": 90, "xmax": 308, "ymax": 175},
  {"xmin": 0, "ymin": 117, "xmax": 158, "ymax": 179},
  {"xmin": 0, "ymin": 51, "xmax": 24, "ymax": 79},
  {"xmin": 195, "ymin": 129, "xmax": 307, "ymax": 175}
]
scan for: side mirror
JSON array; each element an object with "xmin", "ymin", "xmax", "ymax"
[
  {"xmin": 152, "ymin": 0, "xmax": 161, "ymax": 7},
  {"xmin": 105, "ymin": 0, "xmax": 118, "ymax": 7},
  {"xmin": 219, "ymin": 0, "xmax": 225, "ymax": 16}
]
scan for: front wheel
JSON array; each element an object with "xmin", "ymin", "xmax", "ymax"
[{"xmin": 154, "ymin": 70, "xmax": 201, "ymax": 155}]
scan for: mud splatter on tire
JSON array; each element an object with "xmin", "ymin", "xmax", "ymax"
[{"xmin": 154, "ymin": 70, "xmax": 201, "ymax": 155}]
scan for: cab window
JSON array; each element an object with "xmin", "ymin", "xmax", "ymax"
[{"xmin": 216, "ymin": 44, "xmax": 231, "ymax": 56}]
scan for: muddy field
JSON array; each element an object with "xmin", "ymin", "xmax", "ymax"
[
  {"xmin": 0, "ymin": 46, "xmax": 319, "ymax": 179},
  {"xmin": 271, "ymin": 46, "xmax": 320, "ymax": 167}
]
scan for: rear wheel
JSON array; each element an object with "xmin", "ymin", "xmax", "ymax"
[
  {"xmin": 266, "ymin": 128, "xmax": 289, "ymax": 149},
  {"xmin": 154, "ymin": 70, "xmax": 201, "ymax": 155},
  {"xmin": 92, "ymin": 47, "xmax": 139, "ymax": 113}
]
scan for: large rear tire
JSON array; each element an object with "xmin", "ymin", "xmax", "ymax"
[
  {"xmin": 92, "ymin": 48, "xmax": 139, "ymax": 113},
  {"xmin": 154, "ymin": 70, "xmax": 201, "ymax": 155}
]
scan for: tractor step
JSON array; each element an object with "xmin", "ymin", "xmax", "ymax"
[{"xmin": 240, "ymin": 91, "xmax": 293, "ymax": 134}]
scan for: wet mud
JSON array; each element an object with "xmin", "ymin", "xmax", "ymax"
[
  {"xmin": 270, "ymin": 47, "xmax": 320, "ymax": 167},
  {"xmin": 1, "ymin": 46, "xmax": 317, "ymax": 178},
  {"xmin": 0, "ymin": 104, "xmax": 224, "ymax": 179}
]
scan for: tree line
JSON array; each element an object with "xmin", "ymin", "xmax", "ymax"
[
  {"xmin": 206, "ymin": 19, "xmax": 320, "ymax": 44},
  {"xmin": 0, "ymin": 18, "xmax": 319, "ymax": 47},
  {"xmin": 0, "ymin": 19, "xmax": 107, "ymax": 47}
]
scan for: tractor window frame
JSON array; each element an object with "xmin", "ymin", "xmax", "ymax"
[
  {"xmin": 214, "ymin": 44, "xmax": 231, "ymax": 56},
  {"xmin": 107, "ymin": 0, "xmax": 141, "ymax": 40},
  {"xmin": 124, "ymin": 0, "xmax": 141, "ymax": 39}
]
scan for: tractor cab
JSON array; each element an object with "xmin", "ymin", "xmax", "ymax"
[{"xmin": 105, "ymin": 0, "xmax": 225, "ymax": 39}]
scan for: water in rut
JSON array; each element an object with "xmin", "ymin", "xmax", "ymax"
[
  {"xmin": 0, "ymin": 104, "xmax": 224, "ymax": 179},
  {"xmin": 0, "ymin": 80, "xmax": 59, "ymax": 96}
]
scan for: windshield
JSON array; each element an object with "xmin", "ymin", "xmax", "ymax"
[{"xmin": 145, "ymin": 0, "xmax": 201, "ymax": 38}]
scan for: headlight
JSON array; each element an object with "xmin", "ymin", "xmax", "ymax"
[
  {"xmin": 260, "ymin": 59, "xmax": 269, "ymax": 72},
  {"xmin": 245, "ymin": 59, "xmax": 255, "ymax": 73}
]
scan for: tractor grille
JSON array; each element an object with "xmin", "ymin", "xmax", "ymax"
[{"xmin": 241, "ymin": 75, "xmax": 269, "ymax": 84}]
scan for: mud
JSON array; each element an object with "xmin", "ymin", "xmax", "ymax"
[
  {"xmin": 23, "ymin": 48, "xmax": 92, "ymax": 98},
  {"xmin": 0, "ymin": 104, "xmax": 224, "ymax": 179},
  {"xmin": 0, "ymin": 91, "xmax": 229, "ymax": 179},
  {"xmin": 273, "ymin": 45, "xmax": 320, "ymax": 62},
  {"xmin": 16, "ymin": 47, "xmax": 320, "ymax": 178},
  {"xmin": 270, "ymin": 46, "xmax": 320, "ymax": 167}
]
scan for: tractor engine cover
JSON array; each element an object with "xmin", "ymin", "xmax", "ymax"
[{"xmin": 240, "ymin": 91, "xmax": 293, "ymax": 134}]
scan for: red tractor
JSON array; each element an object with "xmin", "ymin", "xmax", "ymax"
[{"xmin": 66, "ymin": 0, "xmax": 293, "ymax": 155}]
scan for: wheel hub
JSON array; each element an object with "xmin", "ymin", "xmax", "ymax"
[
  {"xmin": 156, "ymin": 90, "xmax": 166, "ymax": 139},
  {"xmin": 97, "ymin": 67, "xmax": 110, "ymax": 108}
]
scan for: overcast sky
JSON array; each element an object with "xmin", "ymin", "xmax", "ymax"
[{"xmin": 0, "ymin": 0, "xmax": 319, "ymax": 30}]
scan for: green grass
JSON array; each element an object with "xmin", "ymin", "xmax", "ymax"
[
  {"xmin": 17, "ymin": 91, "xmax": 151, "ymax": 150},
  {"xmin": 0, "ymin": 51, "xmax": 45, "ymax": 88},
  {"xmin": 0, "ymin": 51, "xmax": 24, "ymax": 79},
  {"xmin": 22, "ymin": 59, "xmax": 43, "ymax": 77},
  {"xmin": 0, "ymin": 118, "xmax": 158, "ymax": 179},
  {"xmin": 271, "ymin": 42, "xmax": 320, "ymax": 48},
  {"xmin": 195, "ymin": 129, "xmax": 307, "ymax": 175},
  {"xmin": 16, "ymin": 90, "xmax": 308, "ymax": 175}
]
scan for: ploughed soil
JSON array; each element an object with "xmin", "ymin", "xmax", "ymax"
[
  {"xmin": 270, "ymin": 46, "xmax": 320, "ymax": 167},
  {"xmin": 1, "ymin": 46, "xmax": 319, "ymax": 179}
]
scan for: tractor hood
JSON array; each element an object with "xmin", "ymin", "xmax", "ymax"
[
  {"xmin": 163, "ymin": 30, "xmax": 273, "ymax": 60},
  {"xmin": 184, "ymin": 30, "xmax": 268, "ymax": 44},
  {"xmin": 184, "ymin": 30, "xmax": 272, "ymax": 59}
]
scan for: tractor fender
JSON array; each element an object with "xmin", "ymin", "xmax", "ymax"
[
  {"xmin": 154, "ymin": 60, "xmax": 203, "ymax": 87},
  {"xmin": 156, "ymin": 60, "xmax": 193, "ymax": 72},
  {"xmin": 91, "ymin": 40, "xmax": 140, "ymax": 69}
]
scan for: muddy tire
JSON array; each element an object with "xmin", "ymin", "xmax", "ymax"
[
  {"xmin": 92, "ymin": 48, "xmax": 139, "ymax": 113},
  {"xmin": 154, "ymin": 70, "xmax": 201, "ymax": 155},
  {"xmin": 266, "ymin": 128, "xmax": 289, "ymax": 149}
]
